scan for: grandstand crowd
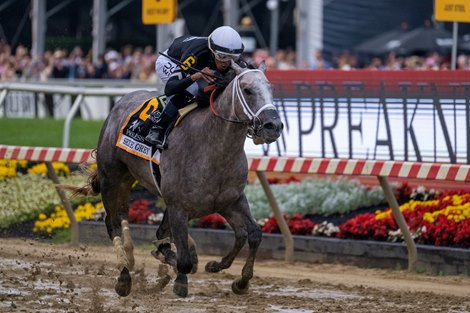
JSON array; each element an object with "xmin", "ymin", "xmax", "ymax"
[{"xmin": 1, "ymin": 40, "xmax": 469, "ymax": 82}]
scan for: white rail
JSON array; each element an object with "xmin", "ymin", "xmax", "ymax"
[{"xmin": 0, "ymin": 82, "xmax": 158, "ymax": 147}]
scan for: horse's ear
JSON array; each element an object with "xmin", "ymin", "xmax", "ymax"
[
  {"xmin": 258, "ymin": 61, "xmax": 267, "ymax": 73},
  {"xmin": 231, "ymin": 60, "xmax": 244, "ymax": 75}
]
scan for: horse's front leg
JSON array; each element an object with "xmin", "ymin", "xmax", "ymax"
[
  {"xmin": 152, "ymin": 209, "xmax": 198, "ymax": 274},
  {"xmin": 152, "ymin": 209, "xmax": 177, "ymax": 268},
  {"xmin": 205, "ymin": 194, "xmax": 262, "ymax": 294},
  {"xmin": 167, "ymin": 206, "xmax": 193, "ymax": 297}
]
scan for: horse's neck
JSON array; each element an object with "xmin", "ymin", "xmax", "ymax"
[{"xmin": 207, "ymin": 89, "xmax": 248, "ymax": 152}]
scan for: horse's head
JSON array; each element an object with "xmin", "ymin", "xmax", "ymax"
[{"xmin": 226, "ymin": 61, "xmax": 284, "ymax": 145}]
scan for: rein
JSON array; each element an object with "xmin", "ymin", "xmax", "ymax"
[
  {"xmin": 159, "ymin": 51, "xmax": 229, "ymax": 87},
  {"xmin": 210, "ymin": 88, "xmax": 248, "ymax": 125},
  {"xmin": 210, "ymin": 69, "xmax": 276, "ymax": 130}
]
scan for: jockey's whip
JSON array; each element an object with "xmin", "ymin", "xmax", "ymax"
[{"xmin": 158, "ymin": 51, "xmax": 229, "ymax": 85}]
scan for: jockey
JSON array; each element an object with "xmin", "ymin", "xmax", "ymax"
[{"xmin": 145, "ymin": 25, "xmax": 245, "ymax": 149}]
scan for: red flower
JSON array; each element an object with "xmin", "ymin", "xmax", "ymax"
[
  {"xmin": 267, "ymin": 176, "xmax": 300, "ymax": 184},
  {"xmin": 128, "ymin": 199, "xmax": 152, "ymax": 224},
  {"xmin": 198, "ymin": 214, "xmax": 227, "ymax": 229},
  {"xmin": 261, "ymin": 215, "xmax": 281, "ymax": 234},
  {"xmin": 261, "ymin": 214, "xmax": 315, "ymax": 236},
  {"xmin": 454, "ymin": 219, "xmax": 470, "ymax": 248},
  {"xmin": 394, "ymin": 182, "xmax": 412, "ymax": 200},
  {"xmin": 337, "ymin": 213, "xmax": 396, "ymax": 241}
]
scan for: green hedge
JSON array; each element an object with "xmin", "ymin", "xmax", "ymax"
[{"xmin": 245, "ymin": 177, "xmax": 386, "ymax": 219}]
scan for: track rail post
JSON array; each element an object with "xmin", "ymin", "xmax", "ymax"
[
  {"xmin": 377, "ymin": 176, "xmax": 418, "ymax": 271},
  {"xmin": 256, "ymin": 171, "xmax": 294, "ymax": 263},
  {"xmin": 46, "ymin": 162, "xmax": 79, "ymax": 246}
]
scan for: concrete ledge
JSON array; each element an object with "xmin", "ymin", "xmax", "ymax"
[{"xmin": 78, "ymin": 221, "xmax": 470, "ymax": 276}]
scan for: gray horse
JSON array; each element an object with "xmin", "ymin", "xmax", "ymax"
[{"xmin": 72, "ymin": 61, "xmax": 283, "ymax": 298}]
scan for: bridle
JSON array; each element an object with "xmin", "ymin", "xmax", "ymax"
[{"xmin": 210, "ymin": 69, "xmax": 276, "ymax": 137}]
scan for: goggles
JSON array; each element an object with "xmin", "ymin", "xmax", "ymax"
[{"xmin": 213, "ymin": 52, "xmax": 240, "ymax": 62}]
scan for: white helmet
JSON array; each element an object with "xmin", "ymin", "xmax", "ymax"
[{"xmin": 208, "ymin": 26, "xmax": 244, "ymax": 61}]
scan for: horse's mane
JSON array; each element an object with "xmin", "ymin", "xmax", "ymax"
[{"xmin": 195, "ymin": 61, "xmax": 256, "ymax": 108}]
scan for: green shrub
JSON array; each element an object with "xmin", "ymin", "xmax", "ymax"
[
  {"xmin": 0, "ymin": 173, "xmax": 89, "ymax": 229},
  {"xmin": 245, "ymin": 177, "xmax": 386, "ymax": 219}
]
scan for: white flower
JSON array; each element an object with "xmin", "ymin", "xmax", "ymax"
[
  {"xmin": 148, "ymin": 213, "xmax": 164, "ymax": 224},
  {"xmin": 312, "ymin": 221, "xmax": 339, "ymax": 237}
]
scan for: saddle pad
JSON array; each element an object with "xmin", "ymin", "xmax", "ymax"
[
  {"xmin": 175, "ymin": 102, "xmax": 198, "ymax": 126},
  {"xmin": 116, "ymin": 96, "xmax": 166, "ymax": 165}
]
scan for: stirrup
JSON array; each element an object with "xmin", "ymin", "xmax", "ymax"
[{"xmin": 155, "ymin": 141, "xmax": 168, "ymax": 150}]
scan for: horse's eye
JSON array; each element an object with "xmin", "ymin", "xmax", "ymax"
[{"xmin": 244, "ymin": 88, "xmax": 252, "ymax": 95}]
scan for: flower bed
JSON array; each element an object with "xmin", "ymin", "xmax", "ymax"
[
  {"xmin": 1, "ymin": 160, "xmax": 470, "ymax": 249},
  {"xmin": 0, "ymin": 161, "xmax": 89, "ymax": 230},
  {"xmin": 33, "ymin": 186, "xmax": 468, "ymax": 249}
]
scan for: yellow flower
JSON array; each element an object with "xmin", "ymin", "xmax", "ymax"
[
  {"xmin": 27, "ymin": 162, "xmax": 70, "ymax": 176},
  {"xmin": 33, "ymin": 201, "xmax": 103, "ymax": 233},
  {"xmin": 375, "ymin": 196, "xmax": 470, "ymax": 224}
]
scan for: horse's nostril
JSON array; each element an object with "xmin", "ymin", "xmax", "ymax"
[{"xmin": 263, "ymin": 122, "xmax": 275, "ymax": 130}]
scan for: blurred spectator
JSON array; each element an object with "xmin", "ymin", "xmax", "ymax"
[
  {"xmin": 384, "ymin": 52, "xmax": 403, "ymax": 70},
  {"xmin": 424, "ymin": 52, "xmax": 440, "ymax": 70},
  {"xmin": 251, "ymin": 48, "xmax": 271, "ymax": 67},
  {"xmin": 335, "ymin": 50, "xmax": 357, "ymax": 70},
  {"xmin": 51, "ymin": 49, "xmax": 69, "ymax": 78},
  {"xmin": 457, "ymin": 54, "xmax": 470, "ymax": 70},
  {"xmin": 94, "ymin": 54, "xmax": 108, "ymax": 78},
  {"xmin": 0, "ymin": 40, "xmax": 469, "ymax": 83},
  {"xmin": 366, "ymin": 57, "xmax": 384, "ymax": 70},
  {"xmin": 309, "ymin": 49, "xmax": 331, "ymax": 69}
]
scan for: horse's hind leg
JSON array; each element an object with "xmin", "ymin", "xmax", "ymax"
[
  {"xmin": 101, "ymin": 170, "xmax": 135, "ymax": 297},
  {"xmin": 205, "ymin": 194, "xmax": 261, "ymax": 295},
  {"xmin": 121, "ymin": 220, "xmax": 135, "ymax": 270}
]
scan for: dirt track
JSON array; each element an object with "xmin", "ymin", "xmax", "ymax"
[{"xmin": 0, "ymin": 238, "xmax": 469, "ymax": 313}]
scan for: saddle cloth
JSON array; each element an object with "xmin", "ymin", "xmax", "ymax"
[{"xmin": 116, "ymin": 96, "xmax": 198, "ymax": 165}]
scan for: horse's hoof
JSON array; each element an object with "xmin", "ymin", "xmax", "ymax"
[
  {"xmin": 155, "ymin": 274, "xmax": 172, "ymax": 292},
  {"xmin": 173, "ymin": 274, "xmax": 188, "ymax": 298},
  {"xmin": 115, "ymin": 267, "xmax": 132, "ymax": 297},
  {"xmin": 231, "ymin": 278, "xmax": 249, "ymax": 295},
  {"xmin": 151, "ymin": 248, "xmax": 177, "ymax": 268},
  {"xmin": 173, "ymin": 282, "xmax": 188, "ymax": 297},
  {"xmin": 205, "ymin": 261, "xmax": 221, "ymax": 273}
]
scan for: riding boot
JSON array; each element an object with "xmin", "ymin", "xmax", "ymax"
[{"xmin": 145, "ymin": 98, "xmax": 179, "ymax": 149}]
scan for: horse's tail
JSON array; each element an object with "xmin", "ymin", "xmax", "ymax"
[{"xmin": 59, "ymin": 149, "xmax": 101, "ymax": 197}]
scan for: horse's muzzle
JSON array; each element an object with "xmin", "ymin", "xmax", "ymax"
[{"xmin": 252, "ymin": 109, "xmax": 284, "ymax": 145}]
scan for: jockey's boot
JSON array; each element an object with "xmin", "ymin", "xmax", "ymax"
[{"xmin": 145, "ymin": 97, "xmax": 179, "ymax": 149}]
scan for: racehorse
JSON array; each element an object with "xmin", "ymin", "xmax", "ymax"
[{"xmin": 71, "ymin": 60, "xmax": 283, "ymax": 298}]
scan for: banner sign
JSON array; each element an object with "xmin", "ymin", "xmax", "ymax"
[
  {"xmin": 142, "ymin": 0, "xmax": 177, "ymax": 24},
  {"xmin": 245, "ymin": 70, "xmax": 470, "ymax": 164},
  {"xmin": 435, "ymin": 0, "xmax": 470, "ymax": 23}
]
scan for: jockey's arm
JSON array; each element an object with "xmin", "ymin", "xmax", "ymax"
[
  {"xmin": 164, "ymin": 72, "xmax": 194, "ymax": 96},
  {"xmin": 165, "ymin": 68, "xmax": 215, "ymax": 96}
]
